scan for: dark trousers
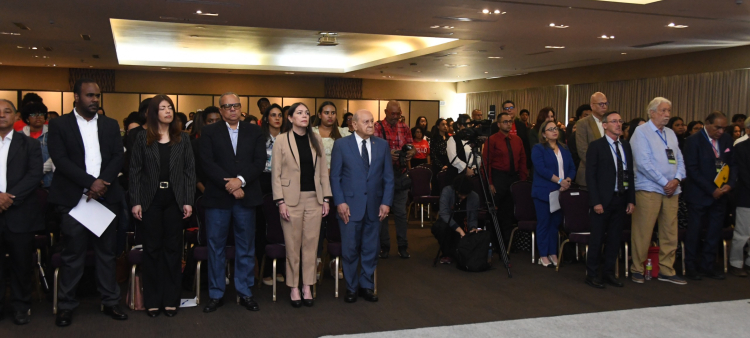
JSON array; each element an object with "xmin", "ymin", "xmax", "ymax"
[
  {"xmin": 491, "ymin": 169, "xmax": 519, "ymax": 249},
  {"xmin": 205, "ymin": 201, "xmax": 256, "ymax": 299},
  {"xmin": 0, "ymin": 223, "xmax": 34, "ymax": 312},
  {"xmin": 431, "ymin": 220, "xmax": 460, "ymax": 258},
  {"xmin": 57, "ymin": 202, "xmax": 120, "ymax": 310},
  {"xmin": 142, "ymin": 189, "xmax": 183, "ymax": 308},
  {"xmin": 341, "ymin": 210, "xmax": 379, "ymax": 292},
  {"xmin": 380, "ymin": 187, "xmax": 409, "ymax": 249},
  {"xmin": 586, "ymin": 193, "xmax": 626, "ymax": 277},
  {"xmin": 685, "ymin": 200, "xmax": 727, "ymax": 273}
]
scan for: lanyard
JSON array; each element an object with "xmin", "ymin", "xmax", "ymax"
[
  {"xmin": 703, "ymin": 130, "xmax": 720, "ymax": 158},
  {"xmin": 608, "ymin": 141, "xmax": 627, "ymax": 168},
  {"xmin": 655, "ymin": 129, "xmax": 669, "ymax": 149}
]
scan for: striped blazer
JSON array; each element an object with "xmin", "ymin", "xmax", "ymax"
[{"xmin": 129, "ymin": 130, "xmax": 196, "ymax": 211}]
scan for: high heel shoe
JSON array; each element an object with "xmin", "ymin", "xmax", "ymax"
[
  {"xmin": 146, "ymin": 309, "xmax": 160, "ymax": 317},
  {"xmin": 301, "ymin": 287, "xmax": 314, "ymax": 307},
  {"xmin": 290, "ymin": 289, "xmax": 302, "ymax": 308},
  {"xmin": 538, "ymin": 258, "xmax": 553, "ymax": 268},
  {"xmin": 548, "ymin": 255, "xmax": 558, "ymax": 267}
]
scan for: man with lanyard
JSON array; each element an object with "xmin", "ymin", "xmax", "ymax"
[
  {"xmin": 373, "ymin": 100, "xmax": 415, "ymax": 259},
  {"xmin": 683, "ymin": 111, "xmax": 736, "ymax": 280}
]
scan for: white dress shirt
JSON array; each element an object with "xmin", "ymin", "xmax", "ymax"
[
  {"xmin": 593, "ymin": 115, "xmax": 604, "ymax": 137},
  {"xmin": 734, "ymin": 134, "xmax": 748, "ymax": 146},
  {"xmin": 74, "ymin": 108, "xmax": 102, "ymax": 179},
  {"xmin": 0, "ymin": 131, "xmax": 13, "ymax": 192},
  {"xmin": 354, "ymin": 132, "xmax": 372, "ymax": 164}
]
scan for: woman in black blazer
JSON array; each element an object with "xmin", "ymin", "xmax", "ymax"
[{"xmin": 130, "ymin": 95, "xmax": 196, "ymax": 318}]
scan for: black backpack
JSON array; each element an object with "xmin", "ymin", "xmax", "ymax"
[{"xmin": 455, "ymin": 230, "xmax": 491, "ymax": 272}]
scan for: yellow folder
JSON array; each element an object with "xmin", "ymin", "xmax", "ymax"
[{"xmin": 714, "ymin": 164, "xmax": 729, "ymax": 188}]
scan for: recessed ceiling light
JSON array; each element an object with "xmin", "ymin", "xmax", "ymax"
[
  {"xmin": 593, "ymin": 0, "xmax": 661, "ymax": 4},
  {"xmin": 484, "ymin": 71, "xmax": 488, "ymax": 73},
  {"xmin": 482, "ymin": 9, "xmax": 489, "ymax": 14},
  {"xmin": 33, "ymin": 55, "xmax": 38, "ymax": 58},
  {"xmin": 195, "ymin": 10, "xmax": 218, "ymax": 16},
  {"xmin": 621, "ymin": 52, "xmax": 627, "ymax": 54},
  {"xmin": 488, "ymin": 56, "xmax": 502, "ymax": 59},
  {"xmin": 161, "ymin": 67, "xmax": 171, "ymax": 69},
  {"xmin": 16, "ymin": 46, "xmax": 23, "ymax": 48},
  {"xmin": 487, "ymin": 76, "xmax": 502, "ymax": 79},
  {"xmin": 196, "ymin": 26, "xmax": 205, "ymax": 29},
  {"xmin": 31, "ymin": 47, "xmax": 37, "ymax": 50},
  {"xmin": 545, "ymin": 46, "xmax": 565, "ymax": 49},
  {"xmin": 42, "ymin": 56, "xmax": 49, "ymax": 59},
  {"xmin": 667, "ymin": 22, "xmax": 688, "ymax": 28},
  {"xmin": 52, "ymin": 64, "xmax": 56, "ymax": 67},
  {"xmin": 494, "ymin": 9, "xmax": 500, "ymax": 14},
  {"xmin": 598, "ymin": 35, "xmax": 615, "ymax": 39},
  {"xmin": 285, "ymin": 72, "xmax": 294, "ymax": 74},
  {"xmin": 319, "ymin": 32, "xmax": 337, "ymax": 36},
  {"xmin": 430, "ymin": 25, "xmax": 440, "ymax": 28},
  {"xmin": 549, "ymin": 23, "xmax": 569, "ymax": 28},
  {"xmin": 0, "ymin": 32, "xmax": 21, "ymax": 36}
]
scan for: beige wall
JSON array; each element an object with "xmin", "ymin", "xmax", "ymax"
[{"xmin": 458, "ymin": 44, "xmax": 750, "ymax": 94}]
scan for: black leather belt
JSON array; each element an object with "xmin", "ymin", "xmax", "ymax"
[
  {"xmin": 159, "ymin": 182, "xmax": 170, "ymax": 189},
  {"xmin": 614, "ymin": 190, "xmax": 627, "ymax": 197}
]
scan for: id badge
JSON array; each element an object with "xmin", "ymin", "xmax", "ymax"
[
  {"xmin": 715, "ymin": 159, "xmax": 723, "ymax": 173},
  {"xmin": 666, "ymin": 149, "xmax": 676, "ymax": 164},
  {"xmin": 623, "ymin": 171, "xmax": 630, "ymax": 188}
]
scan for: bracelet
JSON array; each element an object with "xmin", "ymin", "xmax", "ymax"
[
  {"xmin": 557, "ymin": 178, "xmax": 563, "ymax": 184},
  {"xmin": 276, "ymin": 200, "xmax": 285, "ymax": 206}
]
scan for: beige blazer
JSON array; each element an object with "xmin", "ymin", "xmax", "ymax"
[
  {"xmin": 574, "ymin": 115, "xmax": 603, "ymax": 186},
  {"xmin": 271, "ymin": 131, "xmax": 332, "ymax": 207}
]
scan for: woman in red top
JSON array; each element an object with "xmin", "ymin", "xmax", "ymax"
[{"xmin": 410, "ymin": 127, "xmax": 430, "ymax": 168}]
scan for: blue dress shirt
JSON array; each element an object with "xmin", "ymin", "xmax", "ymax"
[{"xmin": 630, "ymin": 120, "xmax": 686, "ymax": 195}]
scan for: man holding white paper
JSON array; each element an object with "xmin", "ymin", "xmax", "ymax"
[{"xmin": 47, "ymin": 79, "xmax": 128, "ymax": 327}]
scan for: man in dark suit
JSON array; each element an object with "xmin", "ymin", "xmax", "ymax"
[
  {"xmin": 0, "ymin": 99, "xmax": 43, "ymax": 325},
  {"xmin": 330, "ymin": 109, "xmax": 394, "ymax": 303},
  {"xmin": 47, "ymin": 79, "xmax": 127, "ymax": 326},
  {"xmin": 683, "ymin": 111, "xmax": 737, "ymax": 280},
  {"xmin": 584, "ymin": 111, "xmax": 635, "ymax": 288},
  {"xmin": 199, "ymin": 92, "xmax": 266, "ymax": 313},
  {"xmin": 730, "ymin": 131, "xmax": 750, "ymax": 277}
]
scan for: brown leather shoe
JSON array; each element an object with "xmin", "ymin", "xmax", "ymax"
[{"xmin": 729, "ymin": 266, "xmax": 748, "ymax": 277}]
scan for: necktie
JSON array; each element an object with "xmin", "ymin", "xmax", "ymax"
[
  {"xmin": 711, "ymin": 139, "xmax": 719, "ymax": 158},
  {"xmin": 614, "ymin": 141, "xmax": 624, "ymax": 192},
  {"xmin": 362, "ymin": 139, "xmax": 370, "ymax": 172},
  {"xmin": 506, "ymin": 136, "xmax": 515, "ymax": 174}
]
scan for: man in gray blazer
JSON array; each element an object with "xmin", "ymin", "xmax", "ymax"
[{"xmin": 575, "ymin": 92, "xmax": 609, "ymax": 187}]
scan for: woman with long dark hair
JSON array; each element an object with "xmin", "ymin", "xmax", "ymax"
[
  {"xmin": 667, "ymin": 116, "xmax": 687, "ymax": 150},
  {"xmin": 413, "ymin": 115, "xmax": 430, "ymax": 139},
  {"xmin": 272, "ymin": 102, "xmax": 332, "ymax": 308},
  {"xmin": 259, "ymin": 103, "xmax": 287, "ymax": 286},
  {"xmin": 130, "ymin": 95, "xmax": 196, "ymax": 317},
  {"xmin": 312, "ymin": 101, "xmax": 350, "ymax": 170},
  {"xmin": 529, "ymin": 107, "xmax": 565, "ymax": 148}
]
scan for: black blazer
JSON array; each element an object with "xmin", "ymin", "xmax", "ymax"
[
  {"xmin": 683, "ymin": 129, "xmax": 737, "ymax": 207},
  {"xmin": 735, "ymin": 140, "xmax": 750, "ymax": 208},
  {"xmin": 1, "ymin": 132, "xmax": 43, "ymax": 233},
  {"xmin": 585, "ymin": 136, "xmax": 635, "ymax": 208},
  {"xmin": 129, "ymin": 130, "xmax": 196, "ymax": 211},
  {"xmin": 199, "ymin": 121, "xmax": 266, "ymax": 209},
  {"xmin": 48, "ymin": 111, "xmax": 124, "ymax": 207}
]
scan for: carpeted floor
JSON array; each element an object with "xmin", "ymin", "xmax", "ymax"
[{"xmin": 2, "ymin": 221, "xmax": 749, "ymax": 338}]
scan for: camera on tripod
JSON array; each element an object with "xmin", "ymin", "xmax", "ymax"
[
  {"xmin": 394, "ymin": 144, "xmax": 414, "ymax": 168},
  {"xmin": 455, "ymin": 121, "xmax": 490, "ymax": 147}
]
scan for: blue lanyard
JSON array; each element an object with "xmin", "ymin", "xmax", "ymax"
[
  {"xmin": 655, "ymin": 129, "xmax": 669, "ymax": 149},
  {"xmin": 703, "ymin": 129, "xmax": 720, "ymax": 158},
  {"xmin": 608, "ymin": 141, "xmax": 627, "ymax": 168}
]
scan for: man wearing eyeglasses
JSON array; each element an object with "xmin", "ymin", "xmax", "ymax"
[
  {"xmin": 199, "ymin": 92, "xmax": 266, "ymax": 313},
  {"xmin": 575, "ymin": 92, "xmax": 609, "ymax": 188},
  {"xmin": 683, "ymin": 111, "xmax": 736, "ymax": 280},
  {"xmin": 482, "ymin": 112, "xmax": 527, "ymax": 249},
  {"xmin": 495, "ymin": 100, "xmax": 531, "ymax": 170}
]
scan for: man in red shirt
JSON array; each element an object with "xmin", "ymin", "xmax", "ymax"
[
  {"xmin": 483, "ymin": 112, "xmax": 528, "ymax": 249},
  {"xmin": 374, "ymin": 100, "xmax": 415, "ymax": 259}
]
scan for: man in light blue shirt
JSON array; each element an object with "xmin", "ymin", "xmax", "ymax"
[{"xmin": 629, "ymin": 97, "xmax": 687, "ymax": 285}]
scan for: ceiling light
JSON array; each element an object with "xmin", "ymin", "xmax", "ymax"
[
  {"xmin": 549, "ymin": 23, "xmax": 569, "ymax": 28},
  {"xmin": 319, "ymin": 32, "xmax": 337, "ymax": 36},
  {"xmin": 195, "ymin": 10, "xmax": 218, "ymax": 16},
  {"xmin": 89, "ymin": 66, "xmax": 93, "ymax": 67},
  {"xmin": 488, "ymin": 56, "xmax": 502, "ymax": 59},
  {"xmin": 52, "ymin": 64, "xmax": 56, "ymax": 67},
  {"xmin": 430, "ymin": 25, "xmax": 440, "ymax": 28},
  {"xmin": 457, "ymin": 64, "xmax": 468, "ymax": 67},
  {"xmin": 31, "ymin": 47, "xmax": 37, "ymax": 50},
  {"xmin": 484, "ymin": 71, "xmax": 488, "ymax": 73},
  {"xmin": 592, "ymin": 0, "xmax": 661, "ymax": 4},
  {"xmin": 285, "ymin": 72, "xmax": 294, "ymax": 74},
  {"xmin": 0, "ymin": 62, "xmax": 3, "ymax": 65},
  {"xmin": 598, "ymin": 35, "xmax": 615, "ymax": 39},
  {"xmin": 42, "ymin": 56, "xmax": 49, "ymax": 59},
  {"xmin": 161, "ymin": 67, "xmax": 170, "ymax": 69},
  {"xmin": 196, "ymin": 26, "xmax": 205, "ymax": 29},
  {"xmin": 667, "ymin": 22, "xmax": 688, "ymax": 28},
  {"xmin": 494, "ymin": 9, "xmax": 500, "ymax": 14},
  {"xmin": 621, "ymin": 52, "xmax": 627, "ymax": 54},
  {"xmin": 196, "ymin": 10, "xmax": 201, "ymax": 14},
  {"xmin": 0, "ymin": 32, "xmax": 21, "ymax": 36},
  {"xmin": 487, "ymin": 76, "xmax": 501, "ymax": 79},
  {"xmin": 16, "ymin": 46, "xmax": 23, "ymax": 48},
  {"xmin": 482, "ymin": 9, "xmax": 489, "ymax": 13},
  {"xmin": 545, "ymin": 46, "xmax": 565, "ymax": 49},
  {"xmin": 33, "ymin": 55, "xmax": 38, "ymax": 58}
]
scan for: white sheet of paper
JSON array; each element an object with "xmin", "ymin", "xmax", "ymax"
[
  {"xmin": 68, "ymin": 195, "xmax": 116, "ymax": 237},
  {"xmin": 180, "ymin": 297, "xmax": 198, "ymax": 308},
  {"xmin": 549, "ymin": 190, "xmax": 561, "ymax": 213}
]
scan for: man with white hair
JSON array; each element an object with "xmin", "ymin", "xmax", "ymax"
[
  {"xmin": 575, "ymin": 92, "xmax": 609, "ymax": 187},
  {"xmin": 629, "ymin": 97, "xmax": 687, "ymax": 285}
]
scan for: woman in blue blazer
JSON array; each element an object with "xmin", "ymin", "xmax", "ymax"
[{"xmin": 531, "ymin": 120, "xmax": 576, "ymax": 268}]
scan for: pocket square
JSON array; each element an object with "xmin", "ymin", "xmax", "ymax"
[{"xmin": 724, "ymin": 148, "xmax": 730, "ymax": 153}]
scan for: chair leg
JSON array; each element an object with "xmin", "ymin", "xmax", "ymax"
[
  {"xmin": 258, "ymin": 254, "xmax": 266, "ymax": 290},
  {"xmin": 53, "ymin": 268, "xmax": 59, "ymax": 314},
  {"xmin": 373, "ymin": 267, "xmax": 377, "ymax": 296},
  {"xmin": 681, "ymin": 241, "xmax": 686, "ymax": 276},
  {"xmin": 625, "ymin": 242, "xmax": 630, "ymax": 277},
  {"xmin": 36, "ymin": 248, "xmax": 48, "ymax": 302},
  {"xmin": 723, "ymin": 239, "xmax": 728, "ymax": 273},
  {"xmin": 420, "ymin": 204, "xmax": 424, "ymax": 228},
  {"xmin": 506, "ymin": 228, "xmax": 517, "ymax": 254},
  {"xmin": 313, "ymin": 254, "xmax": 317, "ymax": 299},
  {"xmin": 334, "ymin": 256, "xmax": 339, "ymax": 298},
  {"xmin": 130, "ymin": 264, "xmax": 137, "ymax": 310},
  {"xmin": 196, "ymin": 261, "xmax": 202, "ymax": 305},
  {"xmin": 531, "ymin": 231, "xmax": 536, "ymax": 264},
  {"xmin": 556, "ymin": 239, "xmax": 569, "ymax": 272},
  {"xmin": 427, "ymin": 203, "xmax": 431, "ymax": 219},
  {"xmin": 272, "ymin": 259, "xmax": 277, "ymax": 302}
]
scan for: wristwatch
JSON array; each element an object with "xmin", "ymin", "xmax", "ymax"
[
  {"xmin": 276, "ymin": 200, "xmax": 285, "ymax": 207},
  {"xmin": 323, "ymin": 198, "xmax": 330, "ymax": 203}
]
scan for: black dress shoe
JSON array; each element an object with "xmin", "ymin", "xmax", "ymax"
[
  {"xmin": 146, "ymin": 309, "xmax": 160, "ymax": 318},
  {"xmin": 379, "ymin": 248, "xmax": 389, "ymax": 259},
  {"xmin": 344, "ymin": 290, "xmax": 357, "ymax": 303},
  {"xmin": 302, "ymin": 289, "xmax": 314, "ymax": 307},
  {"xmin": 700, "ymin": 270, "xmax": 726, "ymax": 280},
  {"xmin": 56, "ymin": 309, "xmax": 73, "ymax": 327},
  {"xmin": 398, "ymin": 246, "xmax": 410, "ymax": 259},
  {"xmin": 102, "ymin": 305, "xmax": 128, "ymax": 320},
  {"xmin": 686, "ymin": 270, "xmax": 702, "ymax": 281},
  {"xmin": 358, "ymin": 288, "xmax": 379, "ymax": 302},
  {"xmin": 163, "ymin": 309, "xmax": 178, "ymax": 317},
  {"xmin": 585, "ymin": 276, "xmax": 605, "ymax": 289},
  {"xmin": 239, "ymin": 296, "xmax": 260, "ymax": 311},
  {"xmin": 12, "ymin": 311, "xmax": 30, "ymax": 325},
  {"xmin": 603, "ymin": 275, "xmax": 624, "ymax": 287},
  {"xmin": 203, "ymin": 298, "xmax": 224, "ymax": 313}
]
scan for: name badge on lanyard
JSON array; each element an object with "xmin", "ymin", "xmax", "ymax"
[
  {"xmin": 665, "ymin": 149, "xmax": 676, "ymax": 164},
  {"xmin": 715, "ymin": 158, "xmax": 723, "ymax": 173}
]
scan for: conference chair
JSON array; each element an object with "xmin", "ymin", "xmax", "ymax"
[
  {"xmin": 322, "ymin": 210, "xmax": 343, "ymax": 297},
  {"xmin": 191, "ymin": 196, "xmax": 236, "ymax": 305},
  {"xmin": 508, "ymin": 181, "xmax": 537, "ymax": 263},
  {"xmin": 557, "ymin": 188, "xmax": 591, "ymax": 272},
  {"xmin": 407, "ymin": 166, "xmax": 439, "ymax": 227},
  {"xmin": 258, "ymin": 194, "xmax": 287, "ymax": 302}
]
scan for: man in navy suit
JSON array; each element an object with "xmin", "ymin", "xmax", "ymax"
[
  {"xmin": 683, "ymin": 111, "xmax": 737, "ymax": 280},
  {"xmin": 330, "ymin": 109, "xmax": 394, "ymax": 303},
  {"xmin": 584, "ymin": 111, "xmax": 635, "ymax": 289}
]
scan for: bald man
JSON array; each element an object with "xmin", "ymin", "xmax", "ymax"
[
  {"xmin": 575, "ymin": 92, "xmax": 608, "ymax": 187},
  {"xmin": 331, "ymin": 110, "xmax": 394, "ymax": 302},
  {"xmin": 373, "ymin": 100, "xmax": 414, "ymax": 259}
]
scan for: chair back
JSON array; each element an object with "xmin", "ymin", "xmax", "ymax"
[
  {"xmin": 325, "ymin": 210, "xmax": 341, "ymax": 243},
  {"xmin": 410, "ymin": 166, "xmax": 432, "ymax": 198},
  {"xmin": 510, "ymin": 181, "xmax": 535, "ymax": 222},
  {"xmin": 559, "ymin": 188, "xmax": 590, "ymax": 233},
  {"xmin": 262, "ymin": 194, "xmax": 285, "ymax": 245},
  {"xmin": 196, "ymin": 196, "xmax": 208, "ymax": 245}
]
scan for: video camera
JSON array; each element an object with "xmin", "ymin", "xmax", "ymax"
[
  {"xmin": 455, "ymin": 120, "xmax": 491, "ymax": 146},
  {"xmin": 395, "ymin": 144, "xmax": 414, "ymax": 168}
]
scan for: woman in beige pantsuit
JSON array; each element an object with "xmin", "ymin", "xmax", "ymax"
[{"xmin": 272, "ymin": 102, "xmax": 332, "ymax": 308}]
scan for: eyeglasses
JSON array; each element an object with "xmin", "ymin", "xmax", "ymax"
[
  {"xmin": 595, "ymin": 102, "xmax": 609, "ymax": 108},
  {"xmin": 29, "ymin": 113, "xmax": 46, "ymax": 118},
  {"xmin": 502, "ymin": 106, "xmax": 515, "ymax": 111},
  {"xmin": 220, "ymin": 103, "xmax": 242, "ymax": 110},
  {"xmin": 499, "ymin": 120, "xmax": 512, "ymax": 124},
  {"xmin": 545, "ymin": 127, "xmax": 559, "ymax": 132}
]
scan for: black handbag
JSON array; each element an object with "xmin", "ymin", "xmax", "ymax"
[{"xmin": 455, "ymin": 230, "xmax": 491, "ymax": 272}]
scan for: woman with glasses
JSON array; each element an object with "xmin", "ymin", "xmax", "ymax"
[
  {"xmin": 130, "ymin": 95, "xmax": 196, "ymax": 317},
  {"xmin": 20, "ymin": 102, "xmax": 54, "ymax": 188},
  {"xmin": 530, "ymin": 120, "xmax": 576, "ymax": 268},
  {"xmin": 272, "ymin": 102, "xmax": 332, "ymax": 308}
]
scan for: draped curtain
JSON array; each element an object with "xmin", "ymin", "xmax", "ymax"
[{"xmin": 466, "ymin": 85, "xmax": 568, "ymax": 121}]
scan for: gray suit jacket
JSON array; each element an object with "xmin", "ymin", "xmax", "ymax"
[{"xmin": 575, "ymin": 115, "xmax": 603, "ymax": 186}]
